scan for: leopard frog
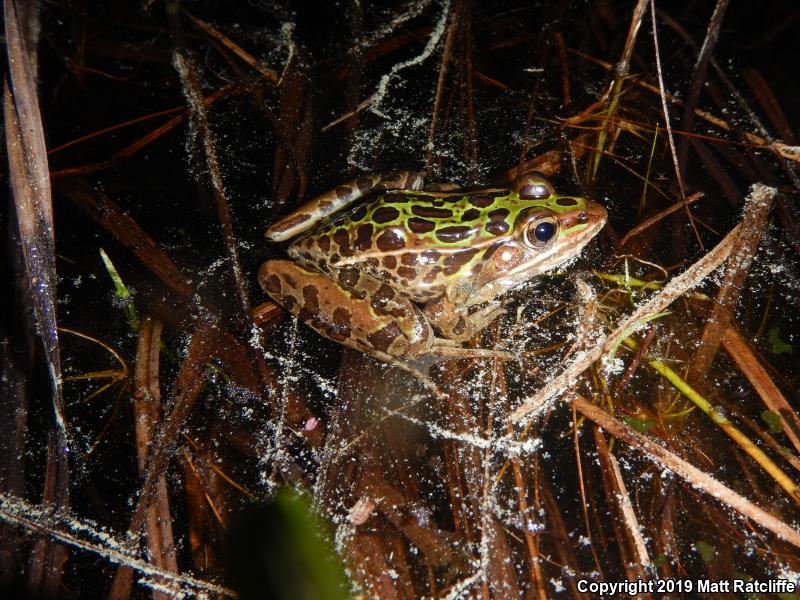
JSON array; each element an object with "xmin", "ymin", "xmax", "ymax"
[{"xmin": 259, "ymin": 171, "xmax": 607, "ymax": 364}]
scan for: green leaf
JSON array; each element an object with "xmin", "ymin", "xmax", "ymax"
[
  {"xmin": 623, "ymin": 416, "xmax": 654, "ymax": 433},
  {"xmin": 761, "ymin": 410, "xmax": 783, "ymax": 433},
  {"xmin": 99, "ymin": 248, "xmax": 139, "ymax": 331},
  {"xmin": 768, "ymin": 327, "xmax": 793, "ymax": 355},
  {"xmin": 695, "ymin": 540, "xmax": 715, "ymax": 563}
]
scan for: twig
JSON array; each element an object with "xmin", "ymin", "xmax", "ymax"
[
  {"xmin": 689, "ymin": 183, "xmax": 776, "ymax": 383},
  {"xmin": 573, "ymin": 396, "xmax": 800, "ymax": 548}
]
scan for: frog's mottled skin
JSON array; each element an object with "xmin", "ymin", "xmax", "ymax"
[{"xmin": 259, "ymin": 171, "xmax": 606, "ymax": 363}]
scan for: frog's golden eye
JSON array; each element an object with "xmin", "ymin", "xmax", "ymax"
[
  {"xmin": 515, "ymin": 172, "xmax": 555, "ymax": 200},
  {"xmin": 523, "ymin": 216, "xmax": 559, "ymax": 248}
]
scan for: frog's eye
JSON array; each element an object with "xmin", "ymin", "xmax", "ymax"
[
  {"xmin": 515, "ymin": 172, "xmax": 554, "ymax": 200},
  {"xmin": 523, "ymin": 217, "xmax": 559, "ymax": 248}
]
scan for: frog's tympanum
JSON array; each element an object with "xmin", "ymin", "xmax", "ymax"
[{"xmin": 259, "ymin": 171, "xmax": 606, "ymax": 365}]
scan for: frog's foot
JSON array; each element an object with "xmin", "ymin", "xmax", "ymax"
[
  {"xmin": 423, "ymin": 297, "xmax": 506, "ymax": 343},
  {"xmin": 259, "ymin": 260, "xmax": 435, "ymax": 359},
  {"xmin": 266, "ymin": 171, "xmax": 425, "ymax": 242}
]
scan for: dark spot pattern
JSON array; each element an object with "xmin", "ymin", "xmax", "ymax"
[
  {"xmin": 412, "ymin": 206, "xmax": 454, "ymax": 219},
  {"xmin": 485, "ymin": 208, "xmax": 511, "ymax": 236},
  {"xmin": 370, "ymin": 284, "xmax": 401, "ymax": 318},
  {"xmin": 443, "ymin": 248, "xmax": 478, "ymax": 269},
  {"xmin": 353, "ymin": 223, "xmax": 374, "ymax": 252},
  {"xmin": 270, "ymin": 212, "xmax": 310, "ymax": 233},
  {"xmin": 298, "ymin": 307, "xmax": 315, "ymax": 323},
  {"xmin": 372, "ymin": 206, "xmax": 400, "ymax": 223},
  {"xmin": 330, "ymin": 307, "xmax": 352, "ymax": 339},
  {"xmin": 423, "ymin": 266, "xmax": 442, "ymax": 283},
  {"xmin": 469, "ymin": 196, "xmax": 494, "ymax": 208},
  {"xmin": 302, "ymin": 285, "xmax": 319, "ymax": 314},
  {"xmin": 283, "ymin": 272, "xmax": 298, "ymax": 288},
  {"xmin": 397, "ymin": 266, "xmax": 417, "ymax": 279},
  {"xmin": 408, "ymin": 218, "xmax": 436, "ymax": 234},
  {"xmin": 366, "ymin": 322, "xmax": 403, "ymax": 352},
  {"xmin": 351, "ymin": 205, "xmax": 368, "ymax": 221},
  {"xmin": 335, "ymin": 185, "xmax": 354, "ymax": 200},
  {"xmin": 461, "ymin": 208, "xmax": 480, "ymax": 222},
  {"xmin": 338, "ymin": 269, "xmax": 360, "ymax": 289},
  {"xmin": 556, "ymin": 197, "xmax": 579, "ymax": 207},
  {"xmin": 482, "ymin": 243, "xmax": 501, "ymax": 262},
  {"xmin": 356, "ymin": 176, "xmax": 376, "ymax": 192},
  {"xmin": 382, "ymin": 255, "xmax": 397, "ymax": 269},
  {"xmin": 333, "ymin": 229, "xmax": 353, "ymax": 257},
  {"xmin": 435, "ymin": 225, "xmax": 474, "ymax": 243},
  {"xmin": 401, "ymin": 253, "xmax": 418, "ymax": 266},
  {"xmin": 420, "ymin": 249, "xmax": 441, "ymax": 264},
  {"xmin": 264, "ymin": 274, "xmax": 282, "ymax": 294},
  {"xmin": 375, "ymin": 229, "xmax": 406, "ymax": 251},
  {"xmin": 317, "ymin": 235, "xmax": 331, "ymax": 252},
  {"xmin": 364, "ymin": 257, "xmax": 380, "ymax": 269}
]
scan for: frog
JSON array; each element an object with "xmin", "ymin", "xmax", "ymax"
[{"xmin": 259, "ymin": 170, "xmax": 607, "ymax": 366}]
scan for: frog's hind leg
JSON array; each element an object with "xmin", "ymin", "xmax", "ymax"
[
  {"xmin": 259, "ymin": 260, "xmax": 434, "ymax": 360},
  {"xmin": 265, "ymin": 171, "xmax": 426, "ymax": 242}
]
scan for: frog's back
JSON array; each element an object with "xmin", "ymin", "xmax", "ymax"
[{"xmin": 288, "ymin": 190, "xmax": 520, "ymax": 301}]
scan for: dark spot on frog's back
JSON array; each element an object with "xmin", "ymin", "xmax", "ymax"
[
  {"xmin": 366, "ymin": 322, "xmax": 404, "ymax": 352},
  {"xmin": 408, "ymin": 217, "xmax": 436, "ymax": 234},
  {"xmin": 469, "ymin": 195, "xmax": 494, "ymax": 208},
  {"xmin": 412, "ymin": 206, "xmax": 453, "ymax": 219},
  {"xmin": 435, "ymin": 225, "xmax": 474, "ymax": 243},
  {"xmin": 401, "ymin": 253, "xmax": 418, "ymax": 266},
  {"xmin": 372, "ymin": 206, "xmax": 400, "ymax": 223},
  {"xmin": 461, "ymin": 208, "xmax": 480, "ymax": 222},
  {"xmin": 556, "ymin": 197, "xmax": 579, "ymax": 207},
  {"xmin": 337, "ymin": 268, "xmax": 360, "ymax": 289},
  {"xmin": 485, "ymin": 208, "xmax": 510, "ymax": 236},
  {"xmin": 397, "ymin": 266, "xmax": 417, "ymax": 279},
  {"xmin": 332, "ymin": 228, "xmax": 353, "ymax": 256},
  {"xmin": 382, "ymin": 255, "xmax": 397, "ymax": 269},
  {"xmin": 302, "ymin": 285, "xmax": 319, "ymax": 313},
  {"xmin": 351, "ymin": 205, "xmax": 368, "ymax": 222},
  {"xmin": 375, "ymin": 228, "xmax": 406, "ymax": 251},
  {"xmin": 353, "ymin": 223, "xmax": 374, "ymax": 252},
  {"xmin": 317, "ymin": 235, "xmax": 331, "ymax": 252},
  {"xmin": 420, "ymin": 249, "xmax": 441, "ymax": 264}
]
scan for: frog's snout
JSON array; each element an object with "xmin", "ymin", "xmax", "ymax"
[{"xmin": 584, "ymin": 199, "xmax": 608, "ymax": 228}]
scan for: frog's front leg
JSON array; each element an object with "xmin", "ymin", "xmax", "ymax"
[
  {"xmin": 266, "ymin": 171, "xmax": 426, "ymax": 242},
  {"xmin": 259, "ymin": 260, "xmax": 435, "ymax": 359},
  {"xmin": 422, "ymin": 296, "xmax": 505, "ymax": 343}
]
